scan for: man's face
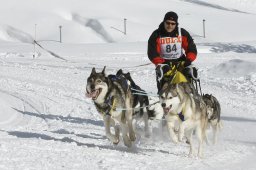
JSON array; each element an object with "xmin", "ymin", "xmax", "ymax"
[{"xmin": 164, "ymin": 20, "xmax": 176, "ymax": 33}]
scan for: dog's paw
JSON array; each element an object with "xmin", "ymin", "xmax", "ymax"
[
  {"xmin": 129, "ymin": 133, "xmax": 136, "ymax": 142},
  {"xmin": 178, "ymin": 134, "xmax": 184, "ymax": 142},
  {"xmin": 113, "ymin": 142, "xmax": 119, "ymax": 145},
  {"xmin": 145, "ymin": 131, "xmax": 151, "ymax": 138},
  {"xmin": 198, "ymin": 153, "xmax": 204, "ymax": 159},
  {"xmin": 145, "ymin": 134, "xmax": 150, "ymax": 138},
  {"xmin": 188, "ymin": 150, "xmax": 196, "ymax": 158},
  {"xmin": 113, "ymin": 139, "xmax": 120, "ymax": 145},
  {"xmin": 123, "ymin": 137, "xmax": 132, "ymax": 148},
  {"xmin": 188, "ymin": 152, "xmax": 195, "ymax": 158},
  {"xmin": 172, "ymin": 135, "xmax": 178, "ymax": 144}
]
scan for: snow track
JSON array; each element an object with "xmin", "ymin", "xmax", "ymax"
[{"xmin": 0, "ymin": 42, "xmax": 256, "ymax": 169}]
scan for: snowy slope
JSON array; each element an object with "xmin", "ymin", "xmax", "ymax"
[
  {"xmin": 0, "ymin": 0, "xmax": 255, "ymax": 43},
  {"xmin": 1, "ymin": 41, "xmax": 256, "ymax": 169},
  {"xmin": 0, "ymin": 0, "xmax": 256, "ymax": 169}
]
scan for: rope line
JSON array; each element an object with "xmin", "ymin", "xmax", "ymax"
[
  {"xmin": 88, "ymin": 62, "xmax": 152, "ymax": 69},
  {"xmin": 115, "ymin": 101, "xmax": 160, "ymax": 111}
]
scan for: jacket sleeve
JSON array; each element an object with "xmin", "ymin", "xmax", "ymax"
[
  {"xmin": 181, "ymin": 28, "xmax": 197, "ymax": 62},
  {"xmin": 147, "ymin": 30, "xmax": 165, "ymax": 65}
]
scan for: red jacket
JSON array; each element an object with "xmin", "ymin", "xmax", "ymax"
[{"xmin": 148, "ymin": 22, "xmax": 197, "ymax": 65}]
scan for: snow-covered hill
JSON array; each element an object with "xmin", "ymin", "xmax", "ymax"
[{"xmin": 0, "ymin": 0, "xmax": 255, "ymax": 43}]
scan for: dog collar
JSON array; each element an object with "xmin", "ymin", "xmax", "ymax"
[{"xmin": 178, "ymin": 112, "xmax": 185, "ymax": 121}]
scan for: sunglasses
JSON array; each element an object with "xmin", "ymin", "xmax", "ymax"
[{"xmin": 165, "ymin": 21, "xmax": 176, "ymax": 26}]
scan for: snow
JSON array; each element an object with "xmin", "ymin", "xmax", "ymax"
[
  {"xmin": 209, "ymin": 59, "xmax": 256, "ymax": 78},
  {"xmin": 0, "ymin": 0, "xmax": 256, "ymax": 169}
]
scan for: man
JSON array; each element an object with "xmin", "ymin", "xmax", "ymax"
[{"xmin": 147, "ymin": 11, "xmax": 197, "ymax": 92}]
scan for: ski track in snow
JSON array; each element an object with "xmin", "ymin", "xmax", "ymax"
[{"xmin": 0, "ymin": 42, "xmax": 256, "ymax": 169}]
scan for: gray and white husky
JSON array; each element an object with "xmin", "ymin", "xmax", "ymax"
[
  {"xmin": 202, "ymin": 94, "xmax": 222, "ymax": 144},
  {"xmin": 86, "ymin": 67, "xmax": 136, "ymax": 147},
  {"xmin": 159, "ymin": 82, "xmax": 208, "ymax": 157}
]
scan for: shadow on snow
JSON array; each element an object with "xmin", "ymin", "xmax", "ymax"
[
  {"xmin": 199, "ymin": 43, "xmax": 256, "ymax": 53},
  {"xmin": 183, "ymin": 0, "xmax": 250, "ymax": 14},
  {"xmin": 6, "ymin": 130, "xmax": 182, "ymax": 157},
  {"xmin": 222, "ymin": 116, "xmax": 256, "ymax": 123},
  {"xmin": 50, "ymin": 128, "xmax": 107, "ymax": 140},
  {"xmin": 13, "ymin": 108, "xmax": 104, "ymax": 127}
]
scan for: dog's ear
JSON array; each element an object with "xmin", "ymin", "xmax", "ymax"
[
  {"xmin": 176, "ymin": 83, "xmax": 184, "ymax": 93},
  {"xmin": 210, "ymin": 95, "xmax": 215, "ymax": 104},
  {"xmin": 126, "ymin": 72, "xmax": 132, "ymax": 79},
  {"xmin": 159, "ymin": 82, "xmax": 169, "ymax": 95},
  {"xmin": 209, "ymin": 94, "xmax": 212, "ymax": 101},
  {"xmin": 163, "ymin": 82, "xmax": 169, "ymax": 90},
  {"xmin": 183, "ymin": 83, "xmax": 192, "ymax": 94},
  {"xmin": 91, "ymin": 67, "xmax": 96, "ymax": 76},
  {"xmin": 116, "ymin": 69, "xmax": 123, "ymax": 76},
  {"xmin": 102, "ymin": 66, "xmax": 106, "ymax": 75}
]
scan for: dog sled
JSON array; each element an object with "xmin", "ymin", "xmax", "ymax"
[{"xmin": 156, "ymin": 61, "xmax": 202, "ymax": 96}]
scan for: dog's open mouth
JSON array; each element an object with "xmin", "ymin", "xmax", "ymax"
[
  {"xmin": 86, "ymin": 88, "xmax": 102, "ymax": 100},
  {"xmin": 163, "ymin": 105, "xmax": 172, "ymax": 114}
]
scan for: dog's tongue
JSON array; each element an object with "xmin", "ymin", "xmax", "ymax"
[
  {"xmin": 85, "ymin": 88, "xmax": 99, "ymax": 98},
  {"xmin": 86, "ymin": 89, "xmax": 99, "ymax": 99},
  {"xmin": 91, "ymin": 90, "xmax": 98, "ymax": 98},
  {"xmin": 85, "ymin": 92, "xmax": 92, "ymax": 98}
]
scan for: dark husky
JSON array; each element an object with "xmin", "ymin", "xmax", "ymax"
[
  {"xmin": 86, "ymin": 67, "xmax": 136, "ymax": 147},
  {"xmin": 116, "ymin": 69, "xmax": 157, "ymax": 137},
  {"xmin": 202, "ymin": 94, "xmax": 222, "ymax": 144}
]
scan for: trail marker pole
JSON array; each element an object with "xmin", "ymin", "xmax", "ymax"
[
  {"xmin": 203, "ymin": 19, "xmax": 206, "ymax": 38},
  {"xmin": 59, "ymin": 25, "xmax": 62, "ymax": 43},
  {"xmin": 124, "ymin": 18, "xmax": 127, "ymax": 35},
  {"xmin": 111, "ymin": 18, "xmax": 127, "ymax": 35}
]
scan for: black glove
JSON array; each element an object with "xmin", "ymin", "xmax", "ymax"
[
  {"xmin": 178, "ymin": 55, "xmax": 187, "ymax": 62},
  {"xmin": 184, "ymin": 60, "xmax": 191, "ymax": 67},
  {"xmin": 178, "ymin": 54, "xmax": 192, "ymax": 67},
  {"xmin": 162, "ymin": 64, "xmax": 170, "ymax": 74},
  {"xmin": 163, "ymin": 59, "xmax": 172, "ymax": 66}
]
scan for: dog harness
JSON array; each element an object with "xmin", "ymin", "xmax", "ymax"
[
  {"xmin": 109, "ymin": 97, "xmax": 117, "ymax": 114},
  {"xmin": 96, "ymin": 96, "xmax": 117, "ymax": 116},
  {"xmin": 108, "ymin": 74, "xmax": 128, "ymax": 92},
  {"xmin": 104, "ymin": 96, "xmax": 117, "ymax": 115}
]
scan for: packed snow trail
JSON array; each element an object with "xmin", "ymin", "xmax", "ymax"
[{"xmin": 0, "ymin": 42, "xmax": 256, "ymax": 169}]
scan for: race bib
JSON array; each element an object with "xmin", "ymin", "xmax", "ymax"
[{"xmin": 160, "ymin": 36, "xmax": 182, "ymax": 59}]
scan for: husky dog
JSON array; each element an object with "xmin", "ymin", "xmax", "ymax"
[
  {"xmin": 202, "ymin": 94, "xmax": 222, "ymax": 144},
  {"xmin": 116, "ymin": 69, "xmax": 157, "ymax": 137},
  {"xmin": 159, "ymin": 82, "xmax": 208, "ymax": 157},
  {"xmin": 86, "ymin": 67, "xmax": 136, "ymax": 147}
]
